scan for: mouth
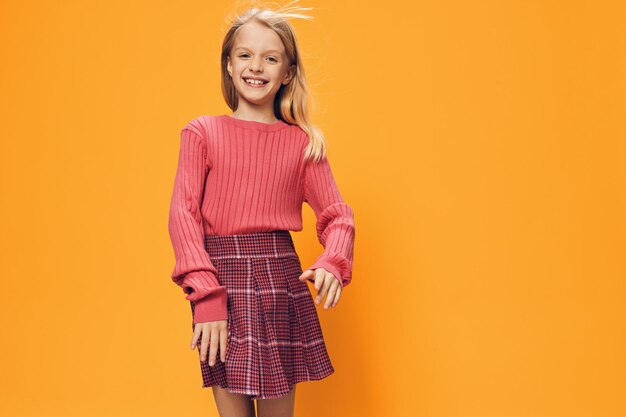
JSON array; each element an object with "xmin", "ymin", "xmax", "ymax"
[{"xmin": 243, "ymin": 77, "xmax": 269, "ymax": 87}]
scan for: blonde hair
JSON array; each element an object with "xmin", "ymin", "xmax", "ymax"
[{"xmin": 220, "ymin": 0, "xmax": 327, "ymax": 163}]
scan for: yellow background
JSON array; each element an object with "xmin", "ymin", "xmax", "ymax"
[{"xmin": 1, "ymin": 0, "xmax": 625, "ymax": 416}]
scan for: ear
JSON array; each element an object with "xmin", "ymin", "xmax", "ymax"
[
  {"xmin": 226, "ymin": 56, "xmax": 232, "ymax": 77},
  {"xmin": 283, "ymin": 64, "xmax": 296, "ymax": 85}
]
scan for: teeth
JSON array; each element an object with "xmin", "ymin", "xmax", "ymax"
[{"xmin": 244, "ymin": 78, "xmax": 266, "ymax": 85}]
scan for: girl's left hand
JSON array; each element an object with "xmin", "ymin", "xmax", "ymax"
[{"xmin": 298, "ymin": 268, "xmax": 342, "ymax": 309}]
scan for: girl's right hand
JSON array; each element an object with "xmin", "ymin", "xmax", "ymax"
[{"xmin": 190, "ymin": 319, "xmax": 227, "ymax": 366}]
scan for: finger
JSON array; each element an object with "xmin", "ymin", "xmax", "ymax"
[
  {"xmin": 200, "ymin": 325, "xmax": 210, "ymax": 362},
  {"xmin": 314, "ymin": 269, "xmax": 325, "ymax": 291},
  {"xmin": 220, "ymin": 325, "xmax": 227, "ymax": 363},
  {"xmin": 299, "ymin": 269, "xmax": 314, "ymax": 282},
  {"xmin": 190, "ymin": 324, "xmax": 201, "ymax": 349},
  {"xmin": 324, "ymin": 281, "xmax": 338, "ymax": 310},
  {"xmin": 209, "ymin": 327, "xmax": 219, "ymax": 366},
  {"xmin": 315, "ymin": 273, "xmax": 333, "ymax": 305},
  {"xmin": 332, "ymin": 285, "xmax": 342, "ymax": 307}
]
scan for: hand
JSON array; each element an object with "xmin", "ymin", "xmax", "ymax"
[
  {"xmin": 298, "ymin": 268, "xmax": 342, "ymax": 309},
  {"xmin": 190, "ymin": 319, "xmax": 227, "ymax": 366}
]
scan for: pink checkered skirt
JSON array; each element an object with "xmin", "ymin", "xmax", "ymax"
[{"xmin": 189, "ymin": 230, "xmax": 335, "ymax": 399}]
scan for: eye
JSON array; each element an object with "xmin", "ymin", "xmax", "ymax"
[
  {"xmin": 238, "ymin": 53, "xmax": 249, "ymax": 58},
  {"xmin": 267, "ymin": 56, "xmax": 278, "ymax": 62}
]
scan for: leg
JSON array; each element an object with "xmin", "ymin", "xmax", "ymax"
[
  {"xmin": 211, "ymin": 385, "xmax": 256, "ymax": 417},
  {"xmin": 256, "ymin": 384, "xmax": 296, "ymax": 417}
]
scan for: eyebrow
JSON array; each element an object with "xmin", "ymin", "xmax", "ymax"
[{"xmin": 234, "ymin": 46, "xmax": 283, "ymax": 55}]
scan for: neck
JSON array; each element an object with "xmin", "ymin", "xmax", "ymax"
[{"xmin": 230, "ymin": 104, "xmax": 278, "ymax": 124}]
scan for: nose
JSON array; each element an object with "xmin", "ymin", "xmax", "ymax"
[{"xmin": 249, "ymin": 57, "xmax": 263, "ymax": 72}]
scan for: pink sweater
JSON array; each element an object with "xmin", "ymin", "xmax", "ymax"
[{"xmin": 168, "ymin": 114, "xmax": 356, "ymax": 324}]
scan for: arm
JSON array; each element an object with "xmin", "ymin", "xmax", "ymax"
[
  {"xmin": 303, "ymin": 154, "xmax": 356, "ymax": 288},
  {"xmin": 168, "ymin": 124, "xmax": 227, "ymax": 324}
]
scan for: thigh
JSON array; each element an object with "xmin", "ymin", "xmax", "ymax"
[
  {"xmin": 211, "ymin": 385, "xmax": 256, "ymax": 417},
  {"xmin": 256, "ymin": 384, "xmax": 296, "ymax": 417}
]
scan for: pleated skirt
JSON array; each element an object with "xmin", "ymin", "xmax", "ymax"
[{"xmin": 190, "ymin": 230, "xmax": 335, "ymax": 399}]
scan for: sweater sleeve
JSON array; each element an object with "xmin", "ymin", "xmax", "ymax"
[
  {"xmin": 302, "ymin": 154, "xmax": 355, "ymax": 288},
  {"xmin": 168, "ymin": 123, "xmax": 227, "ymax": 324}
]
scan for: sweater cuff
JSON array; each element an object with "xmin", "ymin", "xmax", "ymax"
[
  {"xmin": 192, "ymin": 286, "xmax": 228, "ymax": 324},
  {"xmin": 179, "ymin": 270, "xmax": 221, "ymax": 298}
]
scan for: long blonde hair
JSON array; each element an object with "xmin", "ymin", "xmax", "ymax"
[{"xmin": 220, "ymin": 1, "xmax": 327, "ymax": 163}]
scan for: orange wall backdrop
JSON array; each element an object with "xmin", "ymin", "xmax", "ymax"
[{"xmin": 1, "ymin": 1, "xmax": 625, "ymax": 416}]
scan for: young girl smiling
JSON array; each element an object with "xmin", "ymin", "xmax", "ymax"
[{"xmin": 168, "ymin": 3, "xmax": 355, "ymax": 416}]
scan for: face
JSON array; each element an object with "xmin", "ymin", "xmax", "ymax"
[{"xmin": 226, "ymin": 21, "xmax": 295, "ymax": 107}]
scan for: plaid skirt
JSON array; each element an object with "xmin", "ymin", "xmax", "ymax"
[{"xmin": 190, "ymin": 230, "xmax": 334, "ymax": 399}]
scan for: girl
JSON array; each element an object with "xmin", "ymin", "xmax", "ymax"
[{"xmin": 167, "ymin": 3, "xmax": 355, "ymax": 416}]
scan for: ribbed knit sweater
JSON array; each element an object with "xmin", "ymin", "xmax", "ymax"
[{"xmin": 168, "ymin": 114, "xmax": 356, "ymax": 324}]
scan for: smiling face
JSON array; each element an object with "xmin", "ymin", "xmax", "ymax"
[{"xmin": 226, "ymin": 20, "xmax": 295, "ymax": 108}]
